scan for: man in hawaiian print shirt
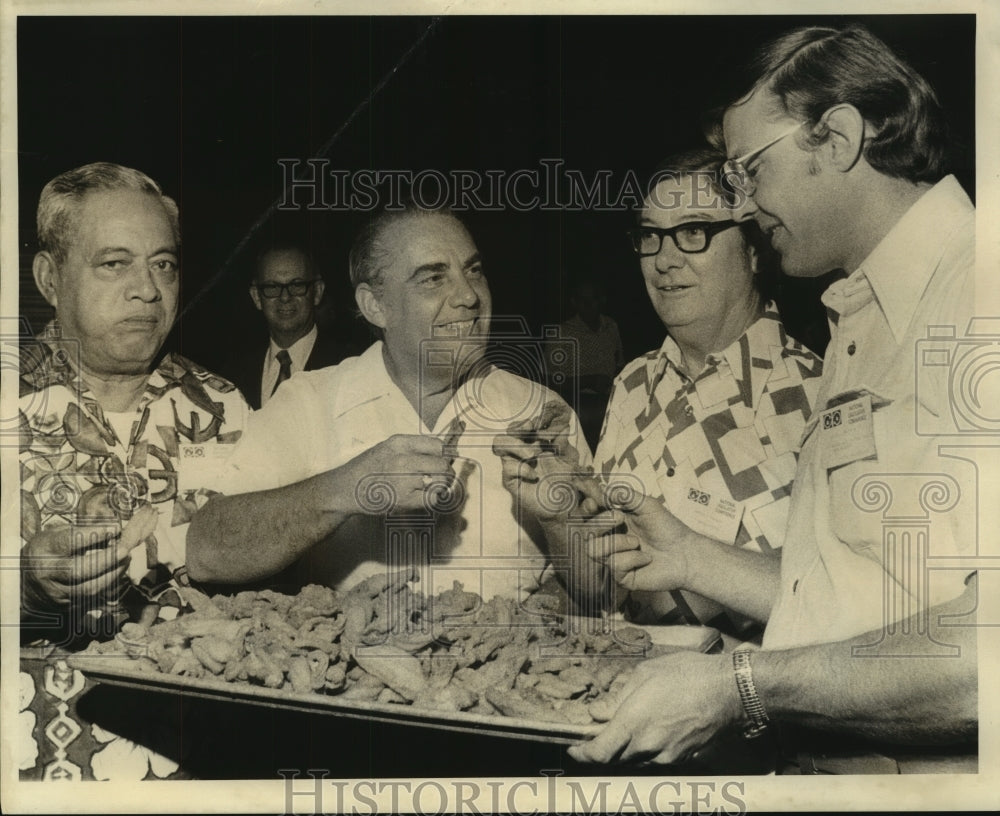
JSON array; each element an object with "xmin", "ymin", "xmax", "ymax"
[{"xmin": 19, "ymin": 162, "xmax": 250, "ymax": 648}]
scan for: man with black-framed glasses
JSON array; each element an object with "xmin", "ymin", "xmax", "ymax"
[
  {"xmin": 231, "ymin": 245, "xmax": 354, "ymax": 408},
  {"xmin": 497, "ymin": 148, "xmax": 822, "ymax": 639}
]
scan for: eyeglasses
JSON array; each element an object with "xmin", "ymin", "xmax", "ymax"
[
  {"xmin": 722, "ymin": 121, "xmax": 804, "ymax": 198},
  {"xmin": 627, "ymin": 220, "xmax": 739, "ymax": 256},
  {"xmin": 254, "ymin": 279, "xmax": 317, "ymax": 299}
]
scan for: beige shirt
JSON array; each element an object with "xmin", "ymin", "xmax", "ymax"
[{"xmin": 764, "ymin": 176, "xmax": 976, "ymax": 650}]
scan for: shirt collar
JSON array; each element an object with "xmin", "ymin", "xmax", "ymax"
[
  {"xmin": 268, "ymin": 324, "xmax": 318, "ymax": 368},
  {"xmin": 352, "ymin": 340, "xmax": 494, "ymax": 435},
  {"xmin": 826, "ymin": 175, "xmax": 973, "ymax": 342},
  {"xmin": 648, "ymin": 303, "xmax": 785, "ymax": 410}
]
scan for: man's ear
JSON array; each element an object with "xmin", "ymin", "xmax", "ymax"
[
  {"xmin": 355, "ymin": 283, "xmax": 386, "ymax": 329},
  {"xmin": 820, "ymin": 104, "xmax": 866, "ymax": 173},
  {"xmin": 312, "ymin": 279, "xmax": 326, "ymax": 306},
  {"xmin": 32, "ymin": 252, "xmax": 59, "ymax": 308},
  {"xmin": 249, "ymin": 284, "xmax": 263, "ymax": 311}
]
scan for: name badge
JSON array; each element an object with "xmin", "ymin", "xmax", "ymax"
[
  {"xmin": 819, "ymin": 394, "xmax": 877, "ymax": 470},
  {"xmin": 657, "ymin": 460, "xmax": 744, "ymax": 543},
  {"xmin": 177, "ymin": 442, "xmax": 233, "ymax": 493}
]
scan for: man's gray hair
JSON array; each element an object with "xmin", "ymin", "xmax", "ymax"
[
  {"xmin": 37, "ymin": 162, "xmax": 181, "ymax": 263},
  {"xmin": 348, "ymin": 204, "xmax": 464, "ymax": 291}
]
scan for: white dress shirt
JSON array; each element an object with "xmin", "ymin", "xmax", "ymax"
[{"xmin": 260, "ymin": 325, "xmax": 318, "ymax": 406}]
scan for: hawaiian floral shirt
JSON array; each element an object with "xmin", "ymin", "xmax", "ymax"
[{"xmin": 19, "ymin": 323, "xmax": 249, "ymax": 641}]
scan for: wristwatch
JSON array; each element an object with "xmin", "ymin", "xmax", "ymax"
[{"xmin": 733, "ymin": 648, "xmax": 770, "ymax": 739}]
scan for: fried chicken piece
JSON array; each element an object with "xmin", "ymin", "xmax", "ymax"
[
  {"xmin": 295, "ymin": 618, "xmax": 343, "ymax": 657},
  {"xmin": 552, "ymin": 698, "xmax": 594, "ymax": 726},
  {"xmin": 484, "ymin": 688, "xmax": 553, "ymax": 721},
  {"xmin": 287, "ymin": 656, "xmax": 313, "ymax": 694},
  {"xmin": 353, "ymin": 644, "xmax": 428, "ymax": 701},
  {"xmin": 286, "ymin": 584, "xmax": 341, "ymax": 628},
  {"xmin": 432, "ymin": 581, "xmax": 480, "ymax": 621},
  {"xmin": 338, "ymin": 672, "xmax": 386, "ymax": 701},
  {"xmin": 190, "ymin": 635, "xmax": 238, "ymax": 674},
  {"xmin": 534, "ymin": 674, "xmax": 581, "ymax": 701},
  {"xmin": 324, "ymin": 662, "xmax": 347, "ymax": 692}
]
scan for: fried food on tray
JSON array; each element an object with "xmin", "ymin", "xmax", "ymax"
[{"xmin": 78, "ymin": 569, "xmax": 659, "ymax": 727}]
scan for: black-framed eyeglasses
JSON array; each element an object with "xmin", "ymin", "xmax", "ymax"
[
  {"xmin": 254, "ymin": 279, "xmax": 317, "ymax": 299},
  {"xmin": 627, "ymin": 220, "xmax": 739, "ymax": 256},
  {"xmin": 722, "ymin": 121, "xmax": 805, "ymax": 198}
]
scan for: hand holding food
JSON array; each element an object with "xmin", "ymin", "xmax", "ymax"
[
  {"xmin": 568, "ymin": 650, "xmax": 738, "ymax": 764},
  {"xmin": 21, "ymin": 524, "xmax": 128, "ymax": 613},
  {"xmin": 336, "ymin": 434, "xmax": 460, "ymax": 515}
]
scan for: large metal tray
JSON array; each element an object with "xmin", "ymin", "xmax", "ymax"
[{"xmin": 66, "ymin": 624, "xmax": 721, "ymax": 745}]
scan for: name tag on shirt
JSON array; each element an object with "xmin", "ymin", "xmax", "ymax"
[
  {"xmin": 656, "ymin": 458, "xmax": 744, "ymax": 543},
  {"xmin": 177, "ymin": 442, "xmax": 234, "ymax": 493},
  {"xmin": 819, "ymin": 394, "xmax": 877, "ymax": 470}
]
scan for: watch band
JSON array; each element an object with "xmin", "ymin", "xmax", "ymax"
[{"xmin": 733, "ymin": 648, "xmax": 770, "ymax": 739}]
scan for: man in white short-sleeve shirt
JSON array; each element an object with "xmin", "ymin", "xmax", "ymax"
[{"xmin": 188, "ymin": 206, "xmax": 588, "ymax": 601}]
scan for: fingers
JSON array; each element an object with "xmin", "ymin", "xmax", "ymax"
[
  {"xmin": 28, "ymin": 524, "xmax": 121, "ymax": 557},
  {"xmin": 606, "ymin": 550, "xmax": 654, "ymax": 589},
  {"xmin": 70, "ymin": 547, "xmax": 131, "ymax": 583},
  {"xmin": 586, "ymin": 529, "xmax": 640, "ymax": 560},
  {"xmin": 570, "ymin": 473, "xmax": 605, "ymax": 512},
  {"xmin": 61, "ymin": 563, "xmax": 131, "ymax": 608},
  {"xmin": 503, "ymin": 400, "xmax": 572, "ymax": 447},
  {"xmin": 384, "ymin": 433, "xmax": 447, "ymax": 458},
  {"xmin": 438, "ymin": 417, "xmax": 466, "ymax": 447},
  {"xmin": 499, "ymin": 455, "xmax": 539, "ymax": 488},
  {"xmin": 568, "ymin": 718, "xmax": 632, "ymax": 764},
  {"xmin": 581, "ymin": 509, "xmax": 625, "ymax": 536},
  {"xmin": 492, "ymin": 433, "xmax": 546, "ymax": 462},
  {"xmin": 24, "ymin": 556, "xmax": 130, "ymax": 609},
  {"xmin": 536, "ymin": 399, "xmax": 569, "ymax": 430},
  {"xmin": 404, "ymin": 452, "xmax": 458, "ymax": 476}
]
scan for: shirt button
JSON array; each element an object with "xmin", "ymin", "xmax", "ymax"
[
  {"xmin": 847, "ymin": 342, "xmax": 857, "ymax": 356},
  {"xmin": 666, "ymin": 467, "xmax": 675, "ymax": 477}
]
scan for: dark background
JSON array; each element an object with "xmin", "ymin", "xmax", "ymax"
[{"xmin": 17, "ymin": 14, "xmax": 975, "ymax": 375}]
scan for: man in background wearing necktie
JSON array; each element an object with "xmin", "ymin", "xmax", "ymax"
[{"xmin": 233, "ymin": 245, "xmax": 354, "ymax": 408}]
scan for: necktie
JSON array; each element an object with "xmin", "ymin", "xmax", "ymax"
[{"xmin": 271, "ymin": 349, "xmax": 292, "ymax": 396}]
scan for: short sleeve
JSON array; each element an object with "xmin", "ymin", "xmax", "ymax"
[{"xmin": 213, "ymin": 372, "xmax": 328, "ymax": 496}]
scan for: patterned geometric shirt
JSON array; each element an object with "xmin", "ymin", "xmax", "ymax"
[
  {"xmin": 19, "ymin": 322, "xmax": 250, "ymax": 642},
  {"xmin": 595, "ymin": 304, "xmax": 823, "ymax": 628}
]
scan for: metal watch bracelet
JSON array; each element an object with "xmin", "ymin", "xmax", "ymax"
[{"xmin": 733, "ymin": 648, "xmax": 770, "ymax": 739}]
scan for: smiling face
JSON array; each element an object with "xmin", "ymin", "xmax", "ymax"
[
  {"xmin": 356, "ymin": 211, "xmax": 491, "ymax": 390},
  {"xmin": 723, "ymin": 90, "xmax": 845, "ymax": 277},
  {"xmin": 639, "ymin": 176, "xmax": 758, "ymax": 345},
  {"xmin": 37, "ymin": 189, "xmax": 180, "ymax": 377},
  {"xmin": 251, "ymin": 248, "xmax": 324, "ymax": 346}
]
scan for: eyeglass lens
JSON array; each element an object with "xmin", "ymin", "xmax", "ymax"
[{"xmin": 258, "ymin": 280, "xmax": 315, "ymax": 298}]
